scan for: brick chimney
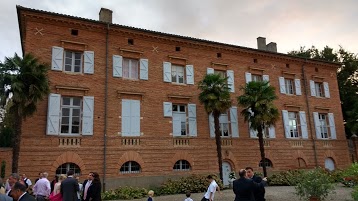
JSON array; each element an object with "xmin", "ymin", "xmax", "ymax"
[
  {"xmin": 99, "ymin": 8, "xmax": 113, "ymax": 23},
  {"xmin": 266, "ymin": 42, "xmax": 277, "ymax": 52},
  {"xmin": 257, "ymin": 37, "xmax": 266, "ymax": 51}
]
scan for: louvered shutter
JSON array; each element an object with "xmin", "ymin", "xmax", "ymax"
[
  {"xmin": 323, "ymin": 82, "xmax": 330, "ymax": 98},
  {"xmin": 245, "ymin": 72, "xmax": 252, "ymax": 83},
  {"xmin": 230, "ymin": 107, "xmax": 239, "ymax": 138},
  {"xmin": 295, "ymin": 79, "xmax": 302, "ymax": 95},
  {"xmin": 84, "ymin": 51, "xmax": 94, "ymax": 74},
  {"xmin": 313, "ymin": 112, "xmax": 321, "ymax": 139},
  {"xmin": 268, "ymin": 126, "xmax": 276, "ymax": 138},
  {"xmin": 163, "ymin": 62, "xmax": 172, "ymax": 82},
  {"xmin": 186, "ymin": 65, "xmax": 194, "ymax": 85},
  {"xmin": 209, "ymin": 114, "xmax": 215, "ymax": 138},
  {"xmin": 172, "ymin": 115, "xmax": 182, "ymax": 137},
  {"xmin": 310, "ymin": 80, "xmax": 316, "ymax": 97},
  {"xmin": 263, "ymin": 75, "xmax": 269, "ymax": 81},
  {"xmin": 282, "ymin": 110, "xmax": 290, "ymax": 138},
  {"xmin": 188, "ymin": 104, "xmax": 197, "ymax": 136},
  {"xmin": 207, "ymin": 68, "xmax": 214, "ymax": 75},
  {"xmin": 113, "ymin": 55, "xmax": 123, "ymax": 77},
  {"xmin": 140, "ymin": 59, "xmax": 149, "ymax": 80},
  {"xmin": 299, "ymin": 111, "xmax": 308, "ymax": 139},
  {"xmin": 131, "ymin": 100, "xmax": 140, "ymax": 136},
  {"xmin": 328, "ymin": 113, "xmax": 336, "ymax": 139},
  {"xmin": 121, "ymin": 100, "xmax": 131, "ymax": 136},
  {"xmin": 279, "ymin": 77, "xmax": 286, "ymax": 94},
  {"xmin": 227, "ymin": 70, "xmax": 235, "ymax": 92},
  {"xmin": 82, "ymin": 96, "xmax": 94, "ymax": 135},
  {"xmin": 163, "ymin": 102, "xmax": 172, "ymax": 117},
  {"xmin": 51, "ymin": 46, "xmax": 64, "ymax": 71},
  {"xmin": 46, "ymin": 93, "xmax": 61, "ymax": 135}
]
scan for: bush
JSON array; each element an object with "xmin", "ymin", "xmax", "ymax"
[
  {"xmin": 267, "ymin": 169, "xmax": 304, "ymax": 186},
  {"xmin": 342, "ymin": 163, "xmax": 358, "ymax": 187},
  {"xmin": 102, "ymin": 186, "xmax": 148, "ymax": 200},
  {"xmin": 352, "ymin": 185, "xmax": 358, "ymax": 201}
]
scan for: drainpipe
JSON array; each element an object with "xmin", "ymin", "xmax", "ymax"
[
  {"xmin": 103, "ymin": 23, "xmax": 109, "ymax": 191},
  {"xmin": 301, "ymin": 59, "xmax": 318, "ymax": 167}
]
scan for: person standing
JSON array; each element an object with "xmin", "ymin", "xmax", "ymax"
[
  {"xmin": 82, "ymin": 173, "xmax": 93, "ymax": 201},
  {"xmin": 50, "ymin": 176, "xmax": 59, "ymax": 193},
  {"xmin": 21, "ymin": 174, "xmax": 32, "ymax": 192},
  {"xmin": 233, "ymin": 169, "xmax": 267, "ymax": 201},
  {"xmin": 83, "ymin": 172, "xmax": 101, "ymax": 201},
  {"xmin": 10, "ymin": 182, "xmax": 36, "ymax": 201},
  {"xmin": 0, "ymin": 178, "xmax": 12, "ymax": 201},
  {"xmin": 33, "ymin": 172, "xmax": 51, "ymax": 201},
  {"xmin": 201, "ymin": 175, "xmax": 217, "ymax": 201},
  {"xmin": 60, "ymin": 171, "xmax": 79, "ymax": 201},
  {"xmin": 6, "ymin": 173, "xmax": 21, "ymax": 197},
  {"xmin": 245, "ymin": 167, "xmax": 265, "ymax": 201},
  {"xmin": 75, "ymin": 177, "xmax": 83, "ymax": 201}
]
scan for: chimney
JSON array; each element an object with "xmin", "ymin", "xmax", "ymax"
[
  {"xmin": 266, "ymin": 42, "xmax": 277, "ymax": 52},
  {"xmin": 99, "ymin": 8, "xmax": 113, "ymax": 23},
  {"xmin": 257, "ymin": 37, "xmax": 266, "ymax": 51}
]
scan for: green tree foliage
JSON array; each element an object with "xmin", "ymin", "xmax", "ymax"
[
  {"xmin": 0, "ymin": 53, "xmax": 50, "ymax": 172},
  {"xmin": 198, "ymin": 74, "xmax": 232, "ymax": 181},
  {"xmin": 288, "ymin": 46, "xmax": 358, "ymax": 138}
]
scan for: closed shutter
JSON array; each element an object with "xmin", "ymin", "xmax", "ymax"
[
  {"xmin": 186, "ymin": 65, "xmax": 194, "ymax": 85},
  {"xmin": 209, "ymin": 114, "xmax": 215, "ymax": 138},
  {"xmin": 245, "ymin": 72, "xmax": 252, "ymax": 83},
  {"xmin": 207, "ymin": 68, "xmax": 214, "ymax": 75},
  {"xmin": 113, "ymin": 55, "xmax": 123, "ymax": 77},
  {"xmin": 263, "ymin": 75, "xmax": 269, "ymax": 82},
  {"xmin": 82, "ymin": 96, "xmax": 94, "ymax": 135},
  {"xmin": 163, "ymin": 102, "xmax": 172, "ymax": 117},
  {"xmin": 84, "ymin": 51, "xmax": 94, "ymax": 74},
  {"xmin": 269, "ymin": 126, "xmax": 276, "ymax": 138},
  {"xmin": 140, "ymin": 59, "xmax": 149, "ymax": 80},
  {"xmin": 121, "ymin": 100, "xmax": 131, "ymax": 136},
  {"xmin": 230, "ymin": 107, "xmax": 239, "ymax": 138},
  {"xmin": 328, "ymin": 113, "xmax": 336, "ymax": 139},
  {"xmin": 188, "ymin": 104, "xmax": 197, "ymax": 136},
  {"xmin": 163, "ymin": 62, "xmax": 172, "ymax": 82},
  {"xmin": 227, "ymin": 70, "xmax": 235, "ymax": 92},
  {"xmin": 46, "ymin": 93, "xmax": 61, "ymax": 135},
  {"xmin": 172, "ymin": 115, "xmax": 182, "ymax": 137},
  {"xmin": 282, "ymin": 110, "xmax": 290, "ymax": 138},
  {"xmin": 51, "ymin": 46, "xmax": 64, "ymax": 71},
  {"xmin": 279, "ymin": 77, "xmax": 286, "ymax": 94},
  {"xmin": 299, "ymin": 111, "xmax": 308, "ymax": 139},
  {"xmin": 131, "ymin": 100, "xmax": 140, "ymax": 136},
  {"xmin": 310, "ymin": 80, "xmax": 316, "ymax": 97},
  {"xmin": 323, "ymin": 82, "xmax": 330, "ymax": 98},
  {"xmin": 295, "ymin": 79, "xmax": 302, "ymax": 95},
  {"xmin": 313, "ymin": 112, "xmax": 321, "ymax": 139}
]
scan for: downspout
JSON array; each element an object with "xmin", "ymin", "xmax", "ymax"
[
  {"xmin": 301, "ymin": 59, "xmax": 318, "ymax": 167},
  {"xmin": 103, "ymin": 23, "xmax": 109, "ymax": 191}
]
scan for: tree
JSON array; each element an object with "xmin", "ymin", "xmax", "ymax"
[
  {"xmin": 0, "ymin": 53, "xmax": 50, "ymax": 172},
  {"xmin": 198, "ymin": 74, "xmax": 232, "ymax": 181},
  {"xmin": 237, "ymin": 81, "xmax": 279, "ymax": 177}
]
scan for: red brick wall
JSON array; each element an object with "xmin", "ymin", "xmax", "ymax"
[{"xmin": 0, "ymin": 148, "xmax": 12, "ymax": 178}]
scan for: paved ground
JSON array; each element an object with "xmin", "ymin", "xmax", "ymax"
[{"xmin": 113, "ymin": 184, "xmax": 354, "ymax": 201}]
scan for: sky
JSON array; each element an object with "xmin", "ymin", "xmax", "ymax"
[{"xmin": 1, "ymin": 0, "xmax": 358, "ymax": 60}]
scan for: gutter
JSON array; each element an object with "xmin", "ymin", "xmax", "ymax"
[{"xmin": 102, "ymin": 23, "xmax": 109, "ymax": 191}]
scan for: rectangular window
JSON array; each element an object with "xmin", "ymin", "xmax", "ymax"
[
  {"xmin": 254, "ymin": 126, "xmax": 270, "ymax": 138},
  {"xmin": 64, "ymin": 51, "xmax": 82, "ymax": 73},
  {"xmin": 319, "ymin": 113, "xmax": 329, "ymax": 138},
  {"xmin": 315, "ymin": 82, "xmax": 324, "ymax": 97},
  {"xmin": 214, "ymin": 70, "xmax": 226, "ymax": 79},
  {"xmin": 123, "ymin": 58, "xmax": 139, "ymax": 79},
  {"xmin": 60, "ymin": 97, "xmax": 82, "ymax": 135},
  {"xmin": 219, "ymin": 113, "xmax": 230, "ymax": 137},
  {"xmin": 252, "ymin": 74, "xmax": 263, "ymax": 82},
  {"xmin": 288, "ymin": 112, "xmax": 300, "ymax": 138},
  {"xmin": 171, "ymin": 65, "xmax": 185, "ymax": 84},
  {"xmin": 173, "ymin": 104, "xmax": 187, "ymax": 135},
  {"xmin": 285, "ymin": 79, "xmax": 294, "ymax": 95}
]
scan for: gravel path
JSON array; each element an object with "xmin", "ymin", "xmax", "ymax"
[{"xmin": 112, "ymin": 184, "xmax": 354, "ymax": 201}]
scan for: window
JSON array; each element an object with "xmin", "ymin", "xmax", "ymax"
[
  {"xmin": 285, "ymin": 79, "xmax": 294, "ymax": 94},
  {"xmin": 120, "ymin": 161, "xmax": 141, "ymax": 174},
  {"xmin": 171, "ymin": 65, "xmax": 185, "ymax": 84},
  {"xmin": 64, "ymin": 51, "xmax": 82, "ymax": 72},
  {"xmin": 318, "ymin": 113, "xmax": 329, "ymax": 138},
  {"xmin": 252, "ymin": 74, "xmax": 263, "ymax": 82},
  {"xmin": 56, "ymin": 163, "xmax": 81, "ymax": 176},
  {"xmin": 219, "ymin": 113, "xmax": 230, "ymax": 137},
  {"xmin": 173, "ymin": 104, "xmax": 187, "ymax": 136},
  {"xmin": 123, "ymin": 58, "xmax": 139, "ymax": 79},
  {"xmin": 315, "ymin": 82, "xmax": 324, "ymax": 97},
  {"xmin": 288, "ymin": 112, "xmax": 300, "ymax": 138},
  {"xmin": 255, "ymin": 126, "xmax": 270, "ymax": 138},
  {"xmin": 297, "ymin": 158, "xmax": 306, "ymax": 168},
  {"xmin": 259, "ymin": 158, "xmax": 272, "ymax": 168},
  {"xmin": 71, "ymin": 29, "xmax": 78, "ymax": 36},
  {"xmin": 175, "ymin": 46, "xmax": 181, "ymax": 51},
  {"xmin": 173, "ymin": 160, "xmax": 191, "ymax": 171},
  {"xmin": 214, "ymin": 70, "xmax": 226, "ymax": 79},
  {"xmin": 60, "ymin": 97, "xmax": 81, "ymax": 135},
  {"xmin": 128, "ymin": 39, "xmax": 134, "ymax": 45}
]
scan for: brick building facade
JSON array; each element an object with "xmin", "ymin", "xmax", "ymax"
[{"xmin": 3, "ymin": 6, "xmax": 350, "ymax": 188}]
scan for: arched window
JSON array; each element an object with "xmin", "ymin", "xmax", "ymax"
[
  {"xmin": 259, "ymin": 158, "xmax": 273, "ymax": 168},
  {"xmin": 324, "ymin": 157, "xmax": 335, "ymax": 171},
  {"xmin": 56, "ymin": 163, "xmax": 81, "ymax": 176},
  {"xmin": 120, "ymin": 161, "xmax": 141, "ymax": 174},
  {"xmin": 297, "ymin": 158, "xmax": 307, "ymax": 168},
  {"xmin": 173, "ymin": 160, "xmax": 191, "ymax": 171}
]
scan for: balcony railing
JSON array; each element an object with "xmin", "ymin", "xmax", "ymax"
[
  {"xmin": 59, "ymin": 137, "xmax": 81, "ymax": 147},
  {"xmin": 323, "ymin": 141, "xmax": 332, "ymax": 148},
  {"xmin": 121, "ymin": 138, "xmax": 140, "ymax": 146},
  {"xmin": 290, "ymin": 140, "xmax": 303, "ymax": 147},
  {"xmin": 173, "ymin": 139, "xmax": 190, "ymax": 146}
]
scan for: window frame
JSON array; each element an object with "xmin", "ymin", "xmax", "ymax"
[
  {"xmin": 120, "ymin": 161, "xmax": 141, "ymax": 174},
  {"xmin": 288, "ymin": 112, "xmax": 301, "ymax": 138},
  {"xmin": 173, "ymin": 160, "xmax": 191, "ymax": 171},
  {"xmin": 56, "ymin": 163, "xmax": 81, "ymax": 176},
  {"xmin": 219, "ymin": 112, "xmax": 230, "ymax": 137},
  {"xmin": 318, "ymin": 113, "xmax": 329, "ymax": 138},
  {"xmin": 60, "ymin": 97, "xmax": 82, "ymax": 135},
  {"xmin": 122, "ymin": 58, "xmax": 139, "ymax": 79},
  {"xmin": 64, "ymin": 51, "xmax": 83, "ymax": 73},
  {"xmin": 315, "ymin": 82, "xmax": 324, "ymax": 97},
  {"xmin": 251, "ymin": 74, "xmax": 263, "ymax": 82},
  {"xmin": 259, "ymin": 158, "xmax": 273, "ymax": 168},
  {"xmin": 171, "ymin": 65, "xmax": 185, "ymax": 84},
  {"xmin": 172, "ymin": 104, "xmax": 188, "ymax": 136},
  {"xmin": 285, "ymin": 79, "xmax": 294, "ymax": 95}
]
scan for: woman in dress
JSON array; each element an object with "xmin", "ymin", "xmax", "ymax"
[
  {"xmin": 85, "ymin": 172, "xmax": 101, "ymax": 201},
  {"xmin": 50, "ymin": 174, "xmax": 66, "ymax": 201}
]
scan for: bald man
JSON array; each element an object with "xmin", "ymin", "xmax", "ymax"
[{"xmin": 233, "ymin": 169, "xmax": 267, "ymax": 201}]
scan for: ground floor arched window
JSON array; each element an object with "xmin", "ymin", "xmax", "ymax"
[{"xmin": 56, "ymin": 162, "xmax": 81, "ymax": 176}]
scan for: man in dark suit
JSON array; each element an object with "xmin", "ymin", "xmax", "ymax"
[
  {"xmin": 233, "ymin": 169, "xmax": 267, "ymax": 201},
  {"xmin": 82, "ymin": 172, "xmax": 93, "ymax": 201},
  {"xmin": 10, "ymin": 182, "xmax": 36, "ymax": 201},
  {"xmin": 246, "ymin": 167, "xmax": 266, "ymax": 201},
  {"xmin": 61, "ymin": 170, "xmax": 79, "ymax": 201}
]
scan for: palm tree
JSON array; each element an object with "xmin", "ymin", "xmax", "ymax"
[
  {"xmin": 237, "ymin": 81, "xmax": 279, "ymax": 177},
  {"xmin": 0, "ymin": 53, "xmax": 50, "ymax": 172},
  {"xmin": 198, "ymin": 74, "xmax": 232, "ymax": 181}
]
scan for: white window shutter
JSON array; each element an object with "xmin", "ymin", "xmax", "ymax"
[
  {"xmin": 121, "ymin": 100, "xmax": 131, "ymax": 136},
  {"xmin": 323, "ymin": 82, "xmax": 330, "ymax": 98},
  {"xmin": 282, "ymin": 110, "xmax": 290, "ymax": 138},
  {"xmin": 227, "ymin": 70, "xmax": 235, "ymax": 93},
  {"xmin": 188, "ymin": 104, "xmax": 197, "ymax": 137},
  {"xmin": 269, "ymin": 126, "xmax": 276, "ymax": 138},
  {"xmin": 313, "ymin": 112, "xmax": 321, "ymax": 139},
  {"xmin": 295, "ymin": 79, "xmax": 302, "ymax": 95},
  {"xmin": 130, "ymin": 100, "xmax": 140, "ymax": 136},
  {"xmin": 163, "ymin": 102, "xmax": 172, "ymax": 117},
  {"xmin": 230, "ymin": 107, "xmax": 239, "ymax": 138},
  {"xmin": 279, "ymin": 77, "xmax": 286, "ymax": 94},
  {"xmin": 328, "ymin": 113, "xmax": 336, "ymax": 139},
  {"xmin": 172, "ymin": 115, "xmax": 182, "ymax": 137},
  {"xmin": 140, "ymin": 58, "xmax": 149, "ymax": 80},
  {"xmin": 299, "ymin": 111, "xmax": 308, "ymax": 139},
  {"xmin": 186, "ymin": 65, "xmax": 194, "ymax": 85},
  {"xmin": 245, "ymin": 72, "xmax": 252, "ymax": 83},
  {"xmin": 207, "ymin": 68, "xmax": 214, "ymax": 75},
  {"xmin": 310, "ymin": 80, "xmax": 316, "ymax": 97},
  {"xmin": 82, "ymin": 96, "xmax": 94, "ymax": 135},
  {"xmin": 163, "ymin": 62, "xmax": 172, "ymax": 82},
  {"xmin": 46, "ymin": 93, "xmax": 61, "ymax": 135},
  {"xmin": 113, "ymin": 55, "xmax": 123, "ymax": 77},
  {"xmin": 84, "ymin": 51, "xmax": 94, "ymax": 74},
  {"xmin": 51, "ymin": 46, "xmax": 63, "ymax": 71},
  {"xmin": 209, "ymin": 114, "xmax": 215, "ymax": 138},
  {"xmin": 263, "ymin": 75, "xmax": 269, "ymax": 82},
  {"xmin": 249, "ymin": 123, "xmax": 257, "ymax": 138}
]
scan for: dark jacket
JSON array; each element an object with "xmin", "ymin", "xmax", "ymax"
[
  {"xmin": 61, "ymin": 177, "xmax": 79, "ymax": 201},
  {"xmin": 233, "ymin": 177, "xmax": 266, "ymax": 201},
  {"xmin": 18, "ymin": 193, "xmax": 36, "ymax": 201},
  {"xmin": 84, "ymin": 182, "xmax": 101, "ymax": 201},
  {"xmin": 251, "ymin": 175, "xmax": 265, "ymax": 201}
]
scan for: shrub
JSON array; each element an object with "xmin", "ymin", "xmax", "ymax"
[
  {"xmin": 267, "ymin": 169, "xmax": 304, "ymax": 186},
  {"xmin": 352, "ymin": 185, "xmax": 358, "ymax": 201},
  {"xmin": 342, "ymin": 163, "xmax": 358, "ymax": 187},
  {"xmin": 101, "ymin": 186, "xmax": 147, "ymax": 200}
]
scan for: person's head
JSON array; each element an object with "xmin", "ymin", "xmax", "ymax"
[
  {"xmin": 42, "ymin": 172, "xmax": 48, "ymax": 179},
  {"xmin": 148, "ymin": 190, "xmax": 154, "ymax": 197},
  {"xmin": 206, "ymin": 175, "xmax": 214, "ymax": 182},
  {"xmin": 58, "ymin": 174, "xmax": 67, "ymax": 182},
  {"xmin": 245, "ymin": 167, "xmax": 254, "ymax": 178},
  {"xmin": 92, "ymin": 172, "xmax": 101, "ymax": 183},
  {"xmin": 67, "ymin": 170, "xmax": 74, "ymax": 176},
  {"xmin": 38, "ymin": 172, "xmax": 43, "ymax": 178},
  {"xmin": 75, "ymin": 177, "xmax": 80, "ymax": 183},
  {"xmin": 186, "ymin": 191, "xmax": 191, "ymax": 198},
  {"xmin": 21, "ymin": 174, "xmax": 27, "ymax": 179},
  {"xmin": 239, "ymin": 169, "xmax": 247, "ymax": 178},
  {"xmin": 8, "ymin": 173, "xmax": 20, "ymax": 186},
  {"xmin": 10, "ymin": 182, "xmax": 27, "ymax": 200},
  {"xmin": 53, "ymin": 175, "xmax": 59, "ymax": 182},
  {"xmin": 88, "ymin": 172, "xmax": 94, "ymax": 180}
]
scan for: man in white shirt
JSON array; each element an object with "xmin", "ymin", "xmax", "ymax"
[
  {"xmin": 201, "ymin": 175, "xmax": 217, "ymax": 201},
  {"xmin": 82, "ymin": 173, "xmax": 93, "ymax": 201},
  {"xmin": 32, "ymin": 172, "xmax": 51, "ymax": 201},
  {"xmin": 21, "ymin": 174, "xmax": 32, "ymax": 191}
]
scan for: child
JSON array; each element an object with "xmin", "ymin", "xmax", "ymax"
[
  {"xmin": 184, "ymin": 191, "xmax": 193, "ymax": 201},
  {"xmin": 147, "ymin": 190, "xmax": 154, "ymax": 201}
]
